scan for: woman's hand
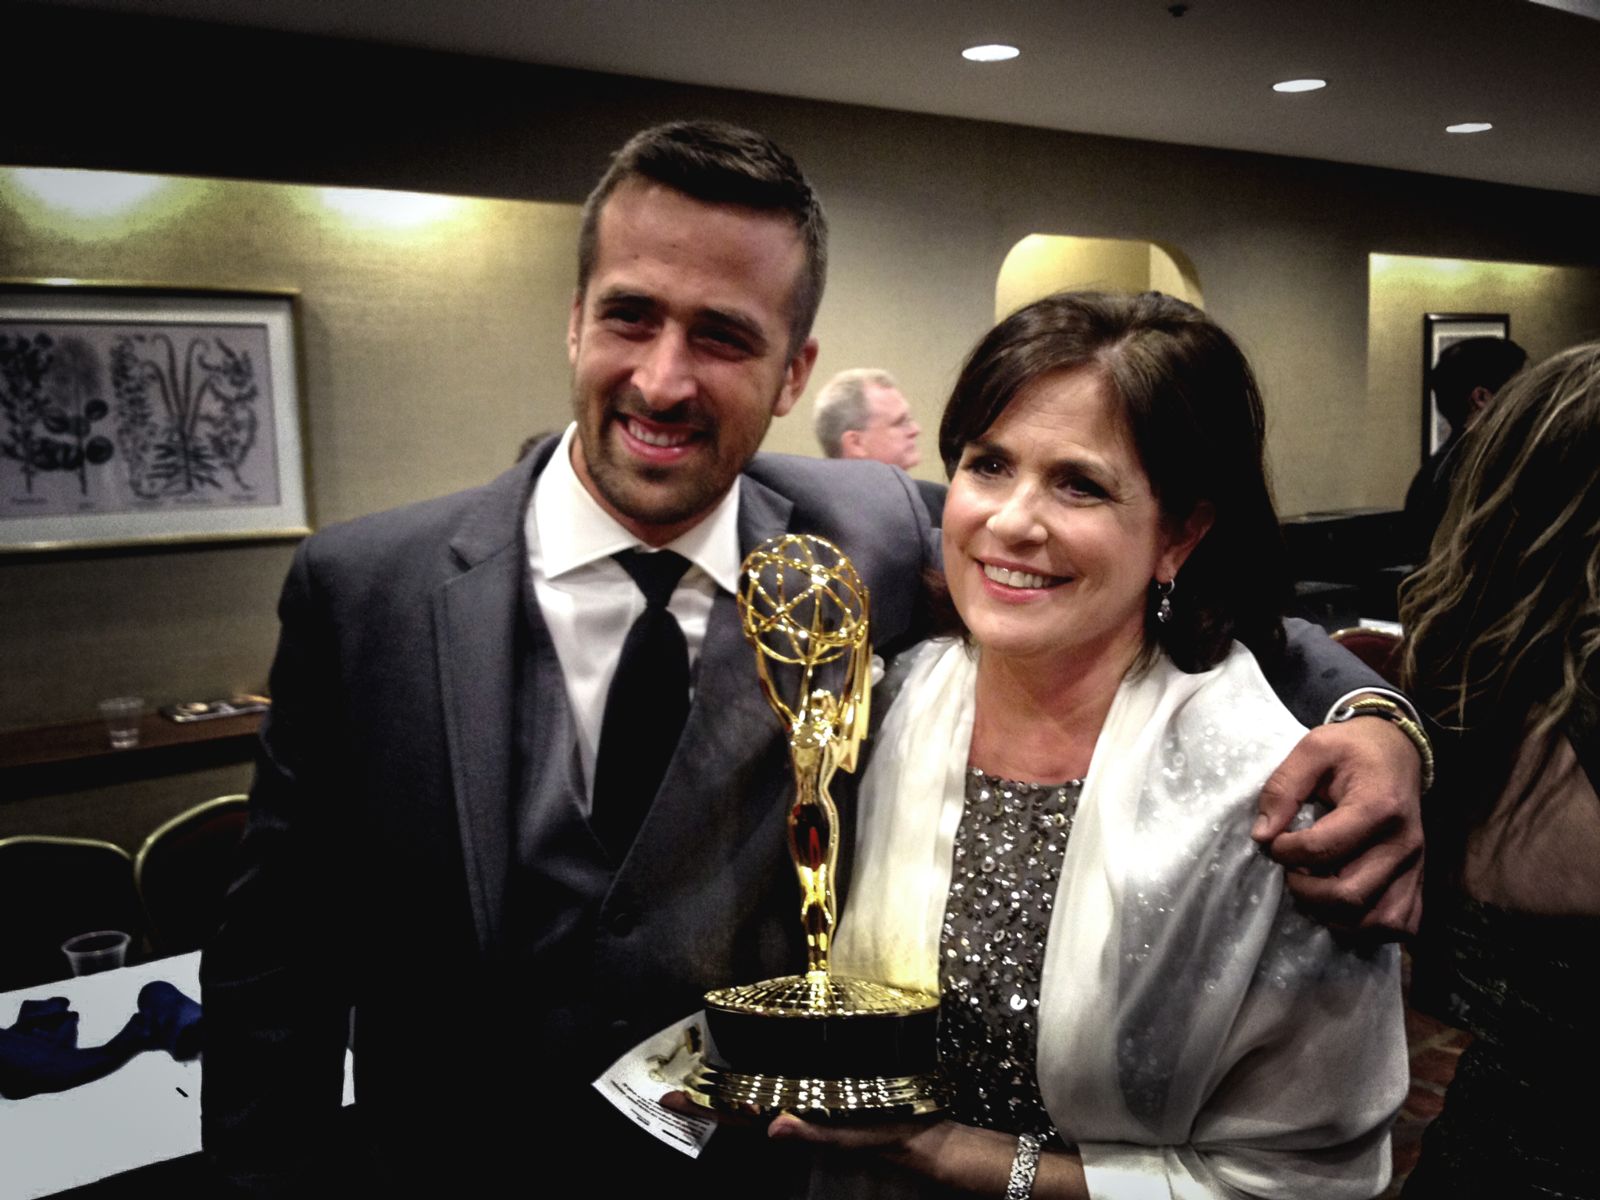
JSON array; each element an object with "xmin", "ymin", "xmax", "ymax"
[
  {"xmin": 773, "ymin": 1112, "xmax": 1088, "ymax": 1198},
  {"xmin": 766, "ymin": 1110, "xmax": 950, "ymax": 1164},
  {"xmin": 663, "ymin": 1093, "xmax": 1088, "ymax": 1196},
  {"xmin": 662, "ymin": 1093, "xmax": 971, "ymax": 1175}
]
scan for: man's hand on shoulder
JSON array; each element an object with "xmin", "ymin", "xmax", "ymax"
[{"xmin": 1254, "ymin": 713, "xmax": 1424, "ymax": 940}]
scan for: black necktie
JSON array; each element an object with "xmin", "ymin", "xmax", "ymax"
[{"xmin": 591, "ymin": 549, "xmax": 692, "ymax": 860}]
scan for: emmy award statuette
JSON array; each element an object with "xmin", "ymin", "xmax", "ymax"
[{"xmin": 685, "ymin": 534, "xmax": 943, "ymax": 1119}]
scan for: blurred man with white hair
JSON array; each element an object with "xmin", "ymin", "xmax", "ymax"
[{"xmin": 812, "ymin": 367, "xmax": 921, "ymax": 469}]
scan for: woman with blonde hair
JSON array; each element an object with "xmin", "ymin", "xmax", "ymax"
[{"xmin": 1400, "ymin": 341, "xmax": 1600, "ymax": 1198}]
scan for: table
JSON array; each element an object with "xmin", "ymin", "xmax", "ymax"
[
  {"xmin": 0, "ymin": 953, "xmax": 353, "ymax": 1199},
  {"xmin": 0, "ymin": 712, "xmax": 262, "ymax": 804}
]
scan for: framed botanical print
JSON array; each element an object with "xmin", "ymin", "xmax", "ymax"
[{"xmin": 0, "ymin": 285, "xmax": 308, "ymax": 551}]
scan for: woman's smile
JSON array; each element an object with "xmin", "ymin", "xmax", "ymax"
[{"xmin": 979, "ymin": 560, "xmax": 1069, "ymax": 592}]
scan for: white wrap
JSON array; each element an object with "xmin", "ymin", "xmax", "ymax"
[{"xmin": 834, "ymin": 640, "xmax": 1407, "ymax": 1200}]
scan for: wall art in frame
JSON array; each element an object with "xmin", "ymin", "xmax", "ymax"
[
  {"xmin": 1421, "ymin": 312, "xmax": 1510, "ymax": 465},
  {"xmin": 0, "ymin": 286, "xmax": 308, "ymax": 551}
]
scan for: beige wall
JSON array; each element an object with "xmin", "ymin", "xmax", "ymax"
[
  {"xmin": 1, "ymin": 171, "xmax": 579, "ymax": 732},
  {"xmin": 1366, "ymin": 252, "xmax": 1600, "ymax": 506}
]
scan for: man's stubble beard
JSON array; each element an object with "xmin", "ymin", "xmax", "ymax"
[{"xmin": 578, "ymin": 396, "xmax": 730, "ymax": 531}]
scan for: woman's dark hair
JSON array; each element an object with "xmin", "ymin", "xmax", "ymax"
[{"xmin": 935, "ymin": 290, "xmax": 1287, "ymax": 673}]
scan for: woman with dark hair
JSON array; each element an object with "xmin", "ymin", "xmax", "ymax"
[
  {"xmin": 1398, "ymin": 342, "xmax": 1600, "ymax": 1199},
  {"xmin": 779, "ymin": 292, "xmax": 1406, "ymax": 1197}
]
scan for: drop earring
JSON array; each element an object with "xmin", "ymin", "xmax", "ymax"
[{"xmin": 1155, "ymin": 579, "xmax": 1175, "ymax": 624}]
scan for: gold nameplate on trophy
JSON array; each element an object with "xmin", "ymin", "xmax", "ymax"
[{"xmin": 684, "ymin": 534, "xmax": 943, "ymax": 1119}]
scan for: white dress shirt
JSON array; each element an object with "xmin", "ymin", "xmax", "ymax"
[{"xmin": 525, "ymin": 424, "xmax": 743, "ymax": 808}]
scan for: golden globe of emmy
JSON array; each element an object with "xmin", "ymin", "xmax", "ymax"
[{"xmin": 685, "ymin": 533, "xmax": 943, "ymax": 1119}]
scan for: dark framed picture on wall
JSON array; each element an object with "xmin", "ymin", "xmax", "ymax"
[
  {"xmin": 0, "ymin": 284, "xmax": 309, "ymax": 552},
  {"xmin": 1422, "ymin": 312, "xmax": 1510, "ymax": 464}
]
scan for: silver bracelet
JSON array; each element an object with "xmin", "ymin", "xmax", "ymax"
[{"xmin": 1005, "ymin": 1133, "xmax": 1043, "ymax": 1200}]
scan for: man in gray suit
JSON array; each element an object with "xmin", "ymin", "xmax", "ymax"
[{"xmin": 202, "ymin": 121, "xmax": 1424, "ymax": 1192}]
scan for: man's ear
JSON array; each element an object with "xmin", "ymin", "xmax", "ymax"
[
  {"xmin": 567, "ymin": 291, "xmax": 583, "ymax": 364},
  {"xmin": 838, "ymin": 429, "xmax": 866, "ymax": 459},
  {"xmin": 1468, "ymin": 384, "xmax": 1495, "ymax": 417},
  {"xmin": 772, "ymin": 337, "xmax": 819, "ymax": 418}
]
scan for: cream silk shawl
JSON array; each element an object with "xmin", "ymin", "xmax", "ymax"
[{"xmin": 833, "ymin": 640, "xmax": 1407, "ymax": 1200}]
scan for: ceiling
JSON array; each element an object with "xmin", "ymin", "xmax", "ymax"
[{"xmin": 40, "ymin": 0, "xmax": 1600, "ymax": 197}]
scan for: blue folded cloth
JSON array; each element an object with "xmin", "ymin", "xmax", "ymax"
[{"xmin": 0, "ymin": 980, "xmax": 202, "ymax": 1099}]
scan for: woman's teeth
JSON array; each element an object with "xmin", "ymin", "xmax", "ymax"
[{"xmin": 983, "ymin": 564, "xmax": 1056, "ymax": 589}]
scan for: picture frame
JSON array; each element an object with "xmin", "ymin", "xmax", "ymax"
[
  {"xmin": 0, "ymin": 284, "xmax": 309, "ymax": 552},
  {"xmin": 1421, "ymin": 312, "xmax": 1510, "ymax": 463}
]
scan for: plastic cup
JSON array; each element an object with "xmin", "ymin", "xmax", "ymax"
[
  {"xmin": 62, "ymin": 929, "xmax": 131, "ymax": 975},
  {"xmin": 98, "ymin": 696, "xmax": 144, "ymax": 749}
]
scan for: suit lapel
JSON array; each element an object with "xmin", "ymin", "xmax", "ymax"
[
  {"xmin": 688, "ymin": 474, "xmax": 795, "ymax": 767},
  {"xmin": 732, "ymin": 474, "xmax": 796, "ymax": 586},
  {"xmin": 434, "ymin": 449, "xmax": 551, "ymax": 953}
]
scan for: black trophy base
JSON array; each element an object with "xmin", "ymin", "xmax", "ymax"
[{"xmin": 685, "ymin": 972, "xmax": 944, "ymax": 1120}]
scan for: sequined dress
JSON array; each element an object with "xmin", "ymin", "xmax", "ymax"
[{"xmin": 938, "ymin": 768, "xmax": 1080, "ymax": 1145}]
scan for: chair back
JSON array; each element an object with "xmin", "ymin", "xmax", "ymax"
[
  {"xmin": 134, "ymin": 794, "xmax": 249, "ymax": 957},
  {"xmin": 0, "ymin": 836, "xmax": 140, "ymax": 991},
  {"xmin": 1330, "ymin": 626, "xmax": 1404, "ymax": 688}
]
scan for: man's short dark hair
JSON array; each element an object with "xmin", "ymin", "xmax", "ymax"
[
  {"xmin": 577, "ymin": 120, "xmax": 828, "ymax": 356},
  {"xmin": 1431, "ymin": 336, "xmax": 1528, "ymax": 429}
]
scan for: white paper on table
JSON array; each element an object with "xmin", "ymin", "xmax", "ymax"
[
  {"xmin": 592, "ymin": 1011, "xmax": 716, "ymax": 1158},
  {"xmin": 0, "ymin": 953, "xmax": 356, "ymax": 1200},
  {"xmin": 0, "ymin": 955, "xmax": 206, "ymax": 1200}
]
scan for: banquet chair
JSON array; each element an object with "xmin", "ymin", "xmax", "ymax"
[
  {"xmin": 133, "ymin": 794, "xmax": 249, "ymax": 957},
  {"xmin": 0, "ymin": 836, "xmax": 141, "ymax": 991},
  {"xmin": 1330, "ymin": 626, "xmax": 1404, "ymax": 688}
]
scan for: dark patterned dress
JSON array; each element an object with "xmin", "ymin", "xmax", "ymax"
[{"xmin": 937, "ymin": 768, "xmax": 1081, "ymax": 1148}]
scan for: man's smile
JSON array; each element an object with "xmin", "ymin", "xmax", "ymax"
[
  {"xmin": 612, "ymin": 410, "xmax": 708, "ymax": 464},
  {"xmin": 622, "ymin": 415, "xmax": 699, "ymax": 448}
]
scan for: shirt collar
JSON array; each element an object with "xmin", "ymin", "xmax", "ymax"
[{"xmin": 531, "ymin": 423, "xmax": 743, "ymax": 593}]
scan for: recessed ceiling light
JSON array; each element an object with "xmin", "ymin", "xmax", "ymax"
[
  {"xmin": 963, "ymin": 44, "xmax": 1020, "ymax": 63},
  {"xmin": 1272, "ymin": 78, "xmax": 1327, "ymax": 93},
  {"xmin": 1445, "ymin": 122, "xmax": 1493, "ymax": 134}
]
